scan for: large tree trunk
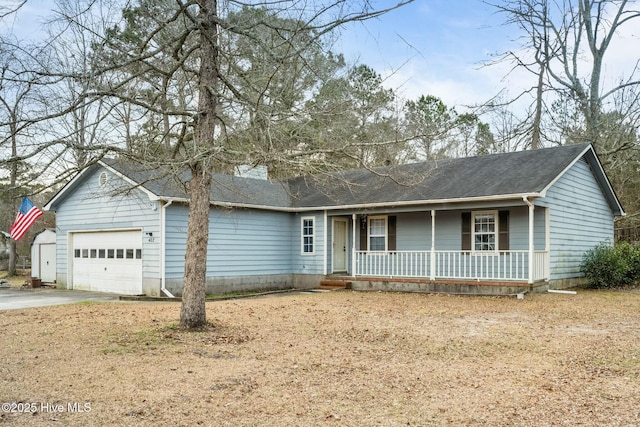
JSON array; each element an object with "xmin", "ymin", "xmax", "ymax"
[
  {"xmin": 180, "ymin": 0, "xmax": 218, "ymax": 328},
  {"xmin": 180, "ymin": 164, "xmax": 212, "ymax": 328}
]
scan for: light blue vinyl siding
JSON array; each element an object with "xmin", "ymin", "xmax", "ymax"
[
  {"xmin": 164, "ymin": 204, "xmax": 296, "ymax": 278},
  {"xmin": 508, "ymin": 206, "xmax": 546, "ymax": 251},
  {"xmin": 537, "ymin": 158, "xmax": 614, "ymax": 280},
  {"xmin": 396, "ymin": 212, "xmax": 431, "ymax": 251},
  {"xmin": 54, "ymin": 168, "xmax": 161, "ymax": 280},
  {"xmin": 291, "ymin": 212, "xmax": 325, "ymax": 274},
  {"xmin": 433, "ymin": 212, "xmax": 460, "ymax": 251}
]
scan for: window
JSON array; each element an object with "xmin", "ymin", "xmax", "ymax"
[
  {"xmin": 369, "ymin": 216, "xmax": 387, "ymax": 251},
  {"xmin": 473, "ymin": 211, "xmax": 497, "ymax": 252},
  {"xmin": 302, "ymin": 217, "xmax": 314, "ymax": 254},
  {"xmin": 359, "ymin": 215, "xmax": 396, "ymax": 251},
  {"xmin": 75, "ymin": 248, "xmax": 140, "ymax": 260}
]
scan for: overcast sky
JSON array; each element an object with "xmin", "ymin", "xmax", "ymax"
[{"xmin": 4, "ymin": 0, "xmax": 640, "ymax": 112}]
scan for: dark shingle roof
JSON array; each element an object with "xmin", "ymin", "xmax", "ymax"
[
  {"xmin": 287, "ymin": 143, "xmax": 591, "ymax": 207},
  {"xmin": 93, "ymin": 143, "xmax": 619, "ymax": 213},
  {"xmin": 100, "ymin": 158, "xmax": 292, "ymax": 208}
]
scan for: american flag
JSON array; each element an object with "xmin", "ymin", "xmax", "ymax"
[{"xmin": 10, "ymin": 197, "xmax": 43, "ymax": 241}]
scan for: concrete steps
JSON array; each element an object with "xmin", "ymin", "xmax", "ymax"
[{"xmin": 316, "ymin": 279, "xmax": 352, "ymax": 291}]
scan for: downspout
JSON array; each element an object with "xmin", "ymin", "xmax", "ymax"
[
  {"xmin": 523, "ymin": 196, "xmax": 535, "ymax": 285},
  {"xmin": 160, "ymin": 200, "xmax": 175, "ymax": 298}
]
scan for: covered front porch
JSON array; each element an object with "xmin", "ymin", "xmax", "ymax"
[{"xmin": 326, "ymin": 200, "xmax": 550, "ymax": 288}]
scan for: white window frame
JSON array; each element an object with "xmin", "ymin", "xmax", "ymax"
[
  {"xmin": 368, "ymin": 215, "xmax": 388, "ymax": 252},
  {"xmin": 301, "ymin": 216, "xmax": 315, "ymax": 255},
  {"xmin": 472, "ymin": 210, "xmax": 498, "ymax": 253}
]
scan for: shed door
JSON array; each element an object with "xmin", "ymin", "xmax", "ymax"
[
  {"xmin": 39, "ymin": 243, "xmax": 56, "ymax": 283},
  {"xmin": 71, "ymin": 230, "xmax": 142, "ymax": 295}
]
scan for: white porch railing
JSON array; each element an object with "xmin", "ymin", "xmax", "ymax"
[
  {"xmin": 354, "ymin": 250, "xmax": 549, "ymax": 282},
  {"xmin": 533, "ymin": 250, "xmax": 549, "ymax": 282}
]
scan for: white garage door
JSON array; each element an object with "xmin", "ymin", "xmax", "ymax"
[{"xmin": 72, "ymin": 230, "xmax": 143, "ymax": 295}]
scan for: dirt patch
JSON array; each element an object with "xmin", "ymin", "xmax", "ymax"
[{"xmin": 1, "ymin": 290, "xmax": 640, "ymax": 426}]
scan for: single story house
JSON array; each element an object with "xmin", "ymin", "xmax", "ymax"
[{"xmin": 44, "ymin": 143, "xmax": 624, "ymax": 296}]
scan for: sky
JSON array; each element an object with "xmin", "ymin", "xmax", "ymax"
[
  {"xmin": 336, "ymin": 0, "xmax": 514, "ymax": 108},
  {"xmin": 3, "ymin": 0, "xmax": 640, "ymax": 113},
  {"xmin": 337, "ymin": 0, "xmax": 640, "ymax": 111}
]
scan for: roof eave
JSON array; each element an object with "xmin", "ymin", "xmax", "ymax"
[
  {"xmin": 44, "ymin": 160, "xmax": 164, "ymax": 212},
  {"xmin": 98, "ymin": 160, "xmax": 161, "ymax": 202},
  {"xmin": 305, "ymin": 193, "xmax": 543, "ymax": 212},
  {"xmin": 44, "ymin": 164, "xmax": 100, "ymax": 211},
  {"xmin": 156, "ymin": 193, "xmax": 542, "ymax": 213}
]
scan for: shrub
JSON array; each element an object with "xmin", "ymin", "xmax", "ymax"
[{"xmin": 580, "ymin": 241, "xmax": 640, "ymax": 288}]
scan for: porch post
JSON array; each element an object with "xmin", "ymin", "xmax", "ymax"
[
  {"xmin": 430, "ymin": 210, "xmax": 436, "ymax": 280},
  {"xmin": 545, "ymin": 207, "xmax": 550, "ymax": 280},
  {"xmin": 524, "ymin": 197, "xmax": 534, "ymax": 284},
  {"xmin": 351, "ymin": 214, "xmax": 357, "ymax": 278},
  {"xmin": 323, "ymin": 210, "xmax": 328, "ymax": 276}
]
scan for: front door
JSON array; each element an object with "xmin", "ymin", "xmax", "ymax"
[{"xmin": 332, "ymin": 219, "xmax": 348, "ymax": 272}]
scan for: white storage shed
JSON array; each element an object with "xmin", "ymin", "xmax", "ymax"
[{"xmin": 31, "ymin": 228, "xmax": 56, "ymax": 283}]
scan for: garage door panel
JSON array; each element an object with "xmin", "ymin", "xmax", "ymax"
[{"xmin": 72, "ymin": 231, "xmax": 142, "ymax": 295}]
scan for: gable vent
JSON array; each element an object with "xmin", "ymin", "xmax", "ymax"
[{"xmin": 99, "ymin": 171, "xmax": 108, "ymax": 187}]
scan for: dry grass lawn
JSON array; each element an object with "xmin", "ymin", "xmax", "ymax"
[{"xmin": 1, "ymin": 289, "xmax": 640, "ymax": 426}]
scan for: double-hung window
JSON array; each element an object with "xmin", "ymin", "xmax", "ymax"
[
  {"xmin": 368, "ymin": 216, "xmax": 387, "ymax": 251},
  {"xmin": 302, "ymin": 217, "xmax": 315, "ymax": 254},
  {"xmin": 473, "ymin": 211, "xmax": 497, "ymax": 252}
]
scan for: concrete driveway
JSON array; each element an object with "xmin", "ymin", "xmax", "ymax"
[{"xmin": 0, "ymin": 288, "xmax": 120, "ymax": 310}]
